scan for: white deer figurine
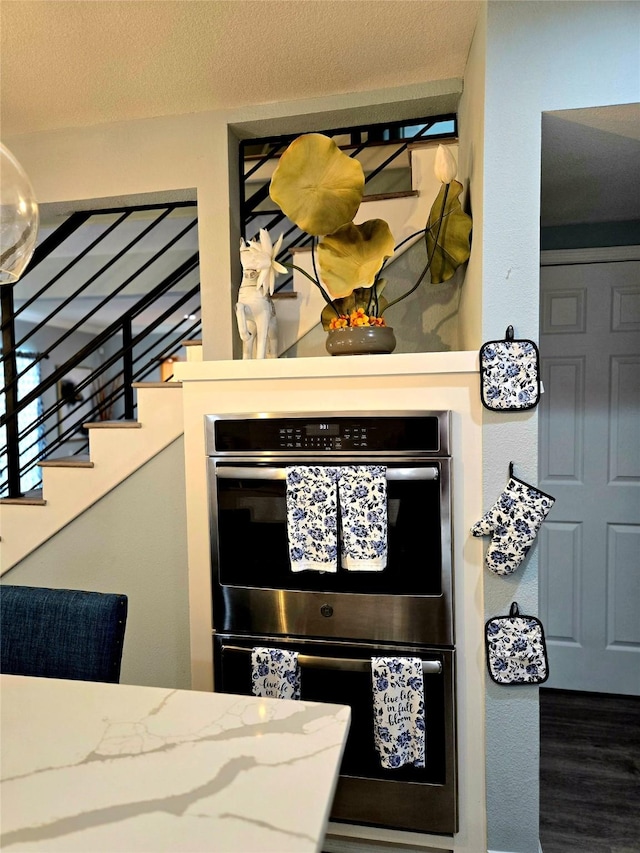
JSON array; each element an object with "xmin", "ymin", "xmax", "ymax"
[{"xmin": 235, "ymin": 230, "xmax": 286, "ymax": 359}]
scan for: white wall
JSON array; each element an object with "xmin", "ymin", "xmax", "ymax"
[
  {"xmin": 457, "ymin": 6, "xmax": 485, "ymax": 353},
  {"xmin": 479, "ymin": 3, "xmax": 640, "ymax": 852},
  {"xmin": 5, "ymin": 79, "xmax": 462, "ymax": 363},
  {"xmin": 0, "ymin": 439, "xmax": 191, "ymax": 689},
  {"xmin": 7, "ymin": 112, "xmax": 234, "ymax": 362}
]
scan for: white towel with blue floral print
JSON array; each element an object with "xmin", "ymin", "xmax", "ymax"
[
  {"xmin": 371, "ymin": 657, "xmax": 425, "ymax": 769},
  {"xmin": 251, "ymin": 647, "xmax": 301, "ymax": 700},
  {"xmin": 286, "ymin": 466, "xmax": 339, "ymax": 572},
  {"xmin": 338, "ymin": 466, "xmax": 388, "ymax": 571}
]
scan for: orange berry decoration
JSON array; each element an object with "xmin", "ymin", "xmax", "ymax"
[
  {"xmin": 329, "ymin": 315, "xmax": 349, "ymax": 330},
  {"xmin": 329, "ymin": 310, "xmax": 386, "ymax": 328}
]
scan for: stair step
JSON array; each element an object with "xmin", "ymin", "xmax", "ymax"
[
  {"xmin": 38, "ymin": 456, "xmax": 94, "ymax": 468},
  {"xmin": 407, "ymin": 139, "xmax": 457, "ymax": 151},
  {"xmin": 362, "ymin": 190, "xmax": 419, "ymax": 203},
  {"xmin": 131, "ymin": 381, "xmax": 183, "ymax": 389},
  {"xmin": 83, "ymin": 420, "xmax": 142, "ymax": 429},
  {"xmin": 0, "ymin": 495, "xmax": 47, "ymax": 506},
  {"xmin": 1, "ymin": 376, "xmax": 185, "ymax": 573},
  {"xmin": 180, "ymin": 339, "xmax": 203, "ymax": 363}
]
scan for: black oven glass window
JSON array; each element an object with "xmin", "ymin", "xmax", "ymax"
[
  {"xmin": 215, "ymin": 471, "xmax": 444, "ymax": 595},
  {"xmin": 217, "ymin": 641, "xmax": 449, "ymax": 786}
]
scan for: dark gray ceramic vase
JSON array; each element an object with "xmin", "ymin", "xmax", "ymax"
[{"xmin": 325, "ymin": 325, "xmax": 397, "ymax": 356}]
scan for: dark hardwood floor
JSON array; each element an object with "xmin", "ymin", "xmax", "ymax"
[{"xmin": 540, "ymin": 688, "xmax": 640, "ymax": 853}]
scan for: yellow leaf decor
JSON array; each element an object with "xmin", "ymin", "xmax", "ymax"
[
  {"xmin": 269, "ymin": 134, "xmax": 364, "ymax": 236},
  {"xmin": 425, "ymin": 179, "xmax": 472, "ymax": 284},
  {"xmin": 317, "ymin": 219, "xmax": 395, "ymax": 299}
]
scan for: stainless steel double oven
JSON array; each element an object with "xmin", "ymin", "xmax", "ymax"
[{"xmin": 205, "ymin": 411, "xmax": 457, "ymax": 835}]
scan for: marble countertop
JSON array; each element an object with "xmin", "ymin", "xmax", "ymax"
[{"xmin": 0, "ymin": 675, "xmax": 350, "ymax": 852}]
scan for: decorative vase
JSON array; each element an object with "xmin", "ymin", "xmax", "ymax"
[{"xmin": 325, "ymin": 325, "xmax": 397, "ymax": 356}]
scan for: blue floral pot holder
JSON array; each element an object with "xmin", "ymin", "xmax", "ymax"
[
  {"xmin": 485, "ymin": 602, "xmax": 549, "ymax": 685},
  {"xmin": 479, "ymin": 325, "xmax": 541, "ymax": 411}
]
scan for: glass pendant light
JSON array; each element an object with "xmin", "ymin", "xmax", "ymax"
[{"xmin": 0, "ymin": 143, "xmax": 39, "ymax": 285}]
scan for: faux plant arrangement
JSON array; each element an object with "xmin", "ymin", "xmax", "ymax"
[{"xmin": 267, "ymin": 133, "xmax": 473, "ymax": 336}]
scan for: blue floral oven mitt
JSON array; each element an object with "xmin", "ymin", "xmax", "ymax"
[
  {"xmin": 485, "ymin": 602, "xmax": 549, "ymax": 685},
  {"xmin": 480, "ymin": 325, "xmax": 541, "ymax": 411},
  {"xmin": 471, "ymin": 466, "xmax": 555, "ymax": 576}
]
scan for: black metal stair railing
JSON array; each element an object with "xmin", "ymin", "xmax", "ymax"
[
  {"xmin": 240, "ymin": 114, "xmax": 458, "ymax": 293},
  {"xmin": 1, "ymin": 120, "xmax": 457, "ymax": 498},
  {"xmin": 7, "ymin": 257, "xmax": 201, "ymax": 488},
  {"xmin": 0, "ymin": 201, "xmax": 201, "ymax": 498}
]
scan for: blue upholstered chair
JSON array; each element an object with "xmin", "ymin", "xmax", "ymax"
[{"xmin": 0, "ymin": 585, "xmax": 128, "ymax": 683}]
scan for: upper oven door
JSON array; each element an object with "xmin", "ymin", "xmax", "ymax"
[{"xmin": 207, "ymin": 457, "xmax": 454, "ymax": 646}]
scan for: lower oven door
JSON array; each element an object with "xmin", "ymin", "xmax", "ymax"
[{"xmin": 214, "ymin": 634, "xmax": 458, "ymax": 835}]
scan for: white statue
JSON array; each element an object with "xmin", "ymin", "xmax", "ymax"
[
  {"xmin": 235, "ymin": 229, "xmax": 286, "ymax": 359},
  {"xmin": 236, "ymin": 265, "xmax": 278, "ymax": 359}
]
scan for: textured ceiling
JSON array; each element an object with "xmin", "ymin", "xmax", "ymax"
[
  {"xmin": 2, "ymin": 2, "xmax": 638, "ymax": 228},
  {"xmin": 0, "ymin": 0, "xmax": 480, "ymax": 137}
]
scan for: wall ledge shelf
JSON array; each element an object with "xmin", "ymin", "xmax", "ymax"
[{"xmin": 174, "ymin": 350, "xmax": 479, "ymax": 384}]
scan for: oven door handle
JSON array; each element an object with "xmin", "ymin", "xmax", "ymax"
[
  {"xmin": 215, "ymin": 466, "xmax": 439, "ymax": 482},
  {"xmin": 222, "ymin": 645, "xmax": 443, "ymax": 675},
  {"xmin": 299, "ymin": 654, "xmax": 443, "ymax": 675}
]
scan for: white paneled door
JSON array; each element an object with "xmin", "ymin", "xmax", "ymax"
[{"xmin": 539, "ymin": 251, "xmax": 640, "ymax": 695}]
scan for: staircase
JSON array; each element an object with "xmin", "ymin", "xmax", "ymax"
[
  {"xmin": 0, "ymin": 343, "xmax": 201, "ymax": 573},
  {"xmin": 1, "ymin": 135, "xmax": 459, "ymax": 574}
]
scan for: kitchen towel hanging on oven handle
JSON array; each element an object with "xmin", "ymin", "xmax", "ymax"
[{"xmin": 479, "ymin": 325, "xmax": 541, "ymax": 411}]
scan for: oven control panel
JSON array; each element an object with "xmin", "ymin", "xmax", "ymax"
[
  {"xmin": 209, "ymin": 412, "xmax": 449, "ymax": 455},
  {"xmin": 277, "ymin": 423, "xmax": 370, "ymax": 450}
]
